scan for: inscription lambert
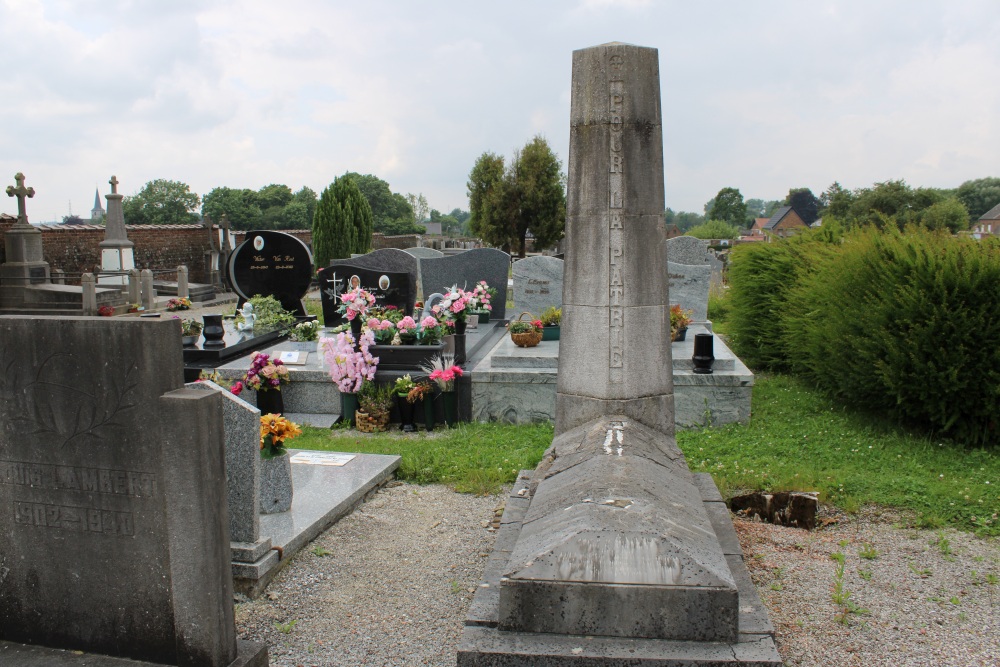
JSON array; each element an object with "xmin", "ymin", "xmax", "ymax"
[{"xmin": 0, "ymin": 460, "xmax": 157, "ymax": 498}]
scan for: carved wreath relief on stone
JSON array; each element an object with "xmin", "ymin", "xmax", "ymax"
[
  {"xmin": 608, "ymin": 52, "xmax": 625, "ymax": 383},
  {"xmin": 0, "ymin": 346, "xmax": 139, "ymax": 448}
]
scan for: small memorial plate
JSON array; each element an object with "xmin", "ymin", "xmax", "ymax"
[
  {"xmin": 290, "ymin": 451, "xmax": 356, "ymax": 466},
  {"xmin": 276, "ymin": 350, "xmax": 307, "ymax": 365}
]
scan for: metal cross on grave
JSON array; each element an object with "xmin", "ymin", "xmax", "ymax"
[
  {"xmin": 6, "ymin": 172, "xmax": 35, "ymax": 224},
  {"xmin": 109, "ymin": 175, "xmax": 119, "ymax": 194}
]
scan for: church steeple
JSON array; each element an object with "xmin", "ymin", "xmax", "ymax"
[{"xmin": 91, "ymin": 187, "xmax": 106, "ymax": 221}]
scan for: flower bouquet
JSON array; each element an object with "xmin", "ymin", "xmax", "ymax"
[
  {"xmin": 178, "ymin": 317, "xmax": 203, "ymax": 338},
  {"xmin": 259, "ymin": 413, "xmax": 302, "ymax": 459},
  {"xmin": 670, "ymin": 304, "xmax": 693, "ymax": 342},
  {"xmin": 435, "ymin": 285, "xmax": 471, "ymax": 323},
  {"xmin": 417, "ymin": 315, "xmax": 444, "ymax": 345},
  {"xmin": 421, "ymin": 353, "xmax": 463, "ymax": 427},
  {"xmin": 396, "ymin": 316, "xmax": 418, "ymax": 344},
  {"xmin": 468, "ymin": 280, "xmax": 494, "ymax": 322},
  {"xmin": 166, "ymin": 297, "xmax": 191, "ymax": 312},
  {"xmin": 244, "ymin": 351, "xmax": 291, "ymax": 392},
  {"xmin": 289, "ymin": 320, "xmax": 320, "ymax": 342},
  {"xmin": 366, "ymin": 317, "xmax": 396, "ymax": 345},
  {"xmin": 322, "ymin": 330, "xmax": 379, "ymax": 394},
  {"xmin": 338, "ymin": 287, "xmax": 376, "ymax": 321}
]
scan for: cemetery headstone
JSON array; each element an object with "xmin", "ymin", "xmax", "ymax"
[
  {"xmin": 317, "ymin": 265, "xmax": 413, "ymax": 328},
  {"xmin": 402, "ymin": 247, "xmax": 444, "ymax": 297},
  {"xmin": 98, "ymin": 175, "xmax": 135, "ymax": 287},
  {"xmin": 330, "ymin": 248, "xmax": 419, "ymax": 298},
  {"xmin": 665, "ymin": 235, "xmax": 711, "ymax": 265},
  {"xmin": 419, "ymin": 248, "xmax": 511, "ymax": 320},
  {"xmin": 0, "ymin": 316, "xmax": 267, "ymax": 666},
  {"xmin": 1, "ymin": 173, "xmax": 50, "ymax": 309},
  {"xmin": 667, "ymin": 260, "xmax": 711, "ymax": 322},
  {"xmin": 227, "ymin": 230, "xmax": 313, "ymax": 316},
  {"xmin": 512, "ymin": 255, "xmax": 563, "ymax": 318}
]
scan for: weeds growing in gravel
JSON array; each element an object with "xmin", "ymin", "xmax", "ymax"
[
  {"xmin": 830, "ymin": 550, "xmax": 869, "ymax": 625},
  {"xmin": 275, "ymin": 620, "xmax": 298, "ymax": 634}
]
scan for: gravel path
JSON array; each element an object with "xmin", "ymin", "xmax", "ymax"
[{"xmin": 235, "ymin": 485, "xmax": 999, "ymax": 667}]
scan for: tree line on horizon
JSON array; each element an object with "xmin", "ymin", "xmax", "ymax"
[{"xmin": 669, "ymin": 176, "xmax": 1000, "ymax": 240}]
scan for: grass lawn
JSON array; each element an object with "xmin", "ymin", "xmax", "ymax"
[{"xmin": 292, "ymin": 374, "xmax": 999, "ymax": 536}]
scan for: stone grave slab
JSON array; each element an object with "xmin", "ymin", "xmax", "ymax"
[
  {"xmin": 329, "ymin": 248, "xmax": 418, "ymax": 300},
  {"xmin": 512, "ymin": 255, "xmax": 563, "ymax": 318},
  {"xmin": 419, "ymin": 248, "xmax": 510, "ymax": 319},
  {"xmin": 667, "ymin": 261, "xmax": 711, "ymax": 322},
  {"xmin": 0, "ymin": 315, "xmax": 267, "ymax": 666},
  {"xmin": 666, "ymin": 235, "xmax": 711, "ymax": 265},
  {"xmin": 227, "ymin": 230, "xmax": 313, "ymax": 315}
]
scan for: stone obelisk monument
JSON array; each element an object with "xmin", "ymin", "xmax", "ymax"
[
  {"xmin": 556, "ymin": 42, "xmax": 674, "ymax": 438},
  {"xmin": 458, "ymin": 43, "xmax": 780, "ymax": 665}
]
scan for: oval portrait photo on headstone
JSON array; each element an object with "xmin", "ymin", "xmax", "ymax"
[
  {"xmin": 253, "ymin": 235, "xmax": 264, "ymax": 251},
  {"xmin": 350, "ymin": 275, "xmax": 361, "ymax": 289},
  {"xmin": 379, "ymin": 275, "xmax": 390, "ymax": 290}
]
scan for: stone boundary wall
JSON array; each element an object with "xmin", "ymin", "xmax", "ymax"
[{"xmin": 0, "ymin": 220, "xmax": 312, "ymax": 284}]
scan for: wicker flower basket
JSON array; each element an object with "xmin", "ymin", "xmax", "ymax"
[
  {"xmin": 355, "ymin": 409, "xmax": 389, "ymax": 433},
  {"xmin": 509, "ymin": 312, "xmax": 543, "ymax": 348}
]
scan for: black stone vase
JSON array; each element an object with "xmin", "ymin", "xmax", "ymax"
[
  {"xmin": 350, "ymin": 317, "xmax": 363, "ymax": 349},
  {"xmin": 442, "ymin": 390, "xmax": 458, "ymax": 428},
  {"xmin": 256, "ymin": 388, "xmax": 284, "ymax": 416},
  {"xmin": 455, "ymin": 318, "xmax": 467, "ymax": 336},
  {"xmin": 692, "ymin": 333, "xmax": 715, "ymax": 374},
  {"xmin": 202, "ymin": 314, "xmax": 225, "ymax": 346},
  {"xmin": 397, "ymin": 394, "xmax": 416, "ymax": 432},
  {"xmin": 421, "ymin": 397, "xmax": 435, "ymax": 432}
]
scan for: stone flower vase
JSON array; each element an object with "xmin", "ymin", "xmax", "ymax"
[
  {"xmin": 259, "ymin": 452, "xmax": 293, "ymax": 514},
  {"xmin": 340, "ymin": 392, "xmax": 359, "ymax": 427},
  {"xmin": 442, "ymin": 390, "xmax": 458, "ymax": 428},
  {"xmin": 256, "ymin": 388, "xmax": 284, "ymax": 416}
]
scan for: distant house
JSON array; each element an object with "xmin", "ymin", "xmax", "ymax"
[
  {"xmin": 761, "ymin": 206, "xmax": 807, "ymax": 239},
  {"xmin": 664, "ymin": 223, "xmax": 682, "ymax": 239},
  {"xmin": 971, "ymin": 202, "xmax": 1000, "ymax": 239},
  {"xmin": 737, "ymin": 217, "xmax": 771, "ymax": 243}
]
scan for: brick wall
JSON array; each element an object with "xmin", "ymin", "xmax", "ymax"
[{"xmin": 0, "ymin": 222, "xmax": 315, "ymax": 285}]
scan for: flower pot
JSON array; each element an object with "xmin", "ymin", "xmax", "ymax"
[
  {"xmin": 672, "ymin": 327, "xmax": 688, "ymax": 342},
  {"xmin": 477, "ymin": 311, "xmax": 490, "ymax": 324},
  {"xmin": 181, "ymin": 334, "xmax": 198, "ymax": 346},
  {"xmin": 202, "ymin": 314, "xmax": 225, "ymax": 346},
  {"xmin": 541, "ymin": 325, "xmax": 560, "ymax": 341},
  {"xmin": 340, "ymin": 392, "xmax": 359, "ymax": 427},
  {"xmin": 355, "ymin": 409, "xmax": 389, "ymax": 433},
  {"xmin": 399, "ymin": 332, "xmax": 417, "ymax": 345},
  {"xmin": 397, "ymin": 394, "xmax": 416, "ymax": 432},
  {"xmin": 421, "ymin": 397, "xmax": 435, "ymax": 431},
  {"xmin": 259, "ymin": 452, "xmax": 293, "ymax": 514},
  {"xmin": 441, "ymin": 390, "xmax": 458, "ymax": 428},
  {"xmin": 256, "ymin": 388, "xmax": 284, "ymax": 416}
]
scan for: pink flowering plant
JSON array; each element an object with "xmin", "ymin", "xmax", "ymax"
[
  {"xmin": 243, "ymin": 351, "xmax": 291, "ymax": 393},
  {"xmin": 322, "ymin": 330, "xmax": 379, "ymax": 394},
  {"xmin": 395, "ymin": 315, "xmax": 418, "ymax": 344},
  {"xmin": 434, "ymin": 285, "xmax": 472, "ymax": 323},
  {"xmin": 422, "ymin": 353, "xmax": 463, "ymax": 391},
  {"xmin": 366, "ymin": 317, "xmax": 395, "ymax": 345},
  {"xmin": 337, "ymin": 287, "xmax": 376, "ymax": 321},
  {"xmin": 468, "ymin": 280, "xmax": 494, "ymax": 313},
  {"xmin": 417, "ymin": 315, "xmax": 444, "ymax": 345}
]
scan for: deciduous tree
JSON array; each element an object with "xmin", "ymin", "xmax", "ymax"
[
  {"xmin": 784, "ymin": 188, "xmax": 821, "ymax": 225},
  {"xmin": 202, "ymin": 187, "xmax": 261, "ymax": 230},
  {"xmin": 708, "ymin": 187, "xmax": 747, "ymax": 227},
  {"xmin": 124, "ymin": 179, "xmax": 200, "ymax": 225},
  {"xmin": 955, "ymin": 177, "xmax": 1000, "ymax": 221}
]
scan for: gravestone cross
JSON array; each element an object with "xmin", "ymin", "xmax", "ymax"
[
  {"xmin": 6, "ymin": 172, "xmax": 34, "ymax": 226},
  {"xmin": 109, "ymin": 174, "xmax": 119, "ymax": 194}
]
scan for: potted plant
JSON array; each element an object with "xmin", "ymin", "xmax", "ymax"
[
  {"xmin": 322, "ymin": 330, "xmax": 379, "ymax": 427},
  {"xmin": 356, "ymin": 381, "xmax": 394, "ymax": 432},
  {"xmin": 393, "ymin": 374, "xmax": 418, "ymax": 432},
  {"xmin": 366, "ymin": 317, "xmax": 396, "ymax": 345},
  {"xmin": 177, "ymin": 317, "xmax": 203, "ymax": 346},
  {"xmin": 407, "ymin": 381, "xmax": 435, "ymax": 431},
  {"xmin": 670, "ymin": 304, "xmax": 693, "ymax": 342},
  {"xmin": 468, "ymin": 280, "xmax": 495, "ymax": 323},
  {"xmin": 422, "ymin": 353, "xmax": 463, "ymax": 427},
  {"xmin": 258, "ymin": 413, "xmax": 302, "ymax": 514},
  {"xmin": 508, "ymin": 313, "xmax": 543, "ymax": 348},
  {"xmin": 417, "ymin": 316, "xmax": 443, "ymax": 346},
  {"xmin": 243, "ymin": 351, "xmax": 291, "ymax": 415},
  {"xmin": 539, "ymin": 306, "xmax": 561, "ymax": 341},
  {"xmin": 288, "ymin": 319, "xmax": 320, "ymax": 342},
  {"xmin": 396, "ymin": 316, "xmax": 418, "ymax": 345}
]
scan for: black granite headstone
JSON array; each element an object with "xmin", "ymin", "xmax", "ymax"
[
  {"xmin": 419, "ymin": 248, "xmax": 511, "ymax": 320},
  {"xmin": 227, "ymin": 230, "xmax": 312, "ymax": 316},
  {"xmin": 318, "ymin": 265, "xmax": 414, "ymax": 328}
]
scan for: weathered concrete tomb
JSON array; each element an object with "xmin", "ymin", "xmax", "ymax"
[{"xmin": 458, "ymin": 42, "xmax": 780, "ymax": 666}]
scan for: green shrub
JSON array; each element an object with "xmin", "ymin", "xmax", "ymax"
[{"xmin": 784, "ymin": 227, "xmax": 1000, "ymax": 445}]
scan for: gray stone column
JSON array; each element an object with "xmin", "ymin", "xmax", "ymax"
[
  {"xmin": 128, "ymin": 269, "xmax": 141, "ymax": 304},
  {"xmin": 140, "ymin": 269, "xmax": 155, "ymax": 309},
  {"xmin": 555, "ymin": 42, "xmax": 674, "ymax": 438},
  {"xmin": 81, "ymin": 273, "xmax": 97, "ymax": 315},
  {"xmin": 178, "ymin": 265, "xmax": 189, "ymax": 298}
]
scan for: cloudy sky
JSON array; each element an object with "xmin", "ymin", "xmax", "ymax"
[{"xmin": 2, "ymin": 0, "xmax": 998, "ymax": 224}]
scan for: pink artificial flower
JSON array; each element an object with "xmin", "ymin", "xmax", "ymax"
[
  {"xmin": 367, "ymin": 317, "xmax": 380, "ymax": 329},
  {"xmin": 380, "ymin": 320, "xmax": 395, "ymax": 331},
  {"xmin": 397, "ymin": 316, "xmax": 417, "ymax": 332},
  {"xmin": 420, "ymin": 316, "xmax": 437, "ymax": 328},
  {"xmin": 450, "ymin": 300, "xmax": 465, "ymax": 313}
]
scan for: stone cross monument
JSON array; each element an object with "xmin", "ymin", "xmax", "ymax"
[
  {"xmin": 1, "ymin": 172, "xmax": 51, "ymax": 308},
  {"xmin": 555, "ymin": 42, "xmax": 674, "ymax": 438},
  {"xmin": 98, "ymin": 174, "xmax": 136, "ymax": 286}
]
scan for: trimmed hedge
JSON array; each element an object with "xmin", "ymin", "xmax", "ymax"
[{"xmin": 728, "ymin": 225, "xmax": 1000, "ymax": 446}]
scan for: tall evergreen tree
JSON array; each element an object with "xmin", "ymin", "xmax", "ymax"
[{"xmin": 312, "ymin": 178, "xmax": 359, "ymax": 268}]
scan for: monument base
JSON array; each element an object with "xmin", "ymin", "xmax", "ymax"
[
  {"xmin": 0, "ymin": 639, "xmax": 268, "ymax": 667},
  {"xmin": 459, "ymin": 472, "xmax": 781, "ymax": 666}
]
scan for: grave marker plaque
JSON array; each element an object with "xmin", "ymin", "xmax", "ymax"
[
  {"xmin": 512, "ymin": 255, "xmax": 563, "ymax": 317},
  {"xmin": 318, "ymin": 265, "xmax": 413, "ymax": 328},
  {"xmin": 227, "ymin": 230, "xmax": 312, "ymax": 315}
]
